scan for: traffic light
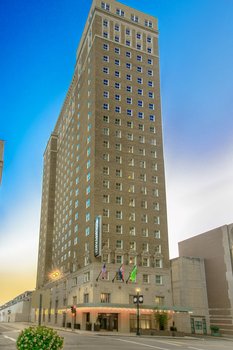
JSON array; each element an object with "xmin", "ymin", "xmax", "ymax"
[{"xmin": 71, "ymin": 305, "xmax": 76, "ymax": 315}]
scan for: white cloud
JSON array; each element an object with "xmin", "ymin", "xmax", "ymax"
[
  {"xmin": 166, "ymin": 148, "xmax": 233, "ymax": 258},
  {"xmin": 0, "ymin": 193, "xmax": 40, "ymax": 274}
]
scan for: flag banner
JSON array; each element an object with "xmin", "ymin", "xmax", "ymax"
[
  {"xmin": 126, "ymin": 265, "xmax": 137, "ymax": 284},
  {"xmin": 101, "ymin": 263, "xmax": 107, "ymax": 279},
  {"xmin": 118, "ymin": 264, "xmax": 124, "ymax": 282},
  {"xmin": 112, "ymin": 264, "xmax": 124, "ymax": 282},
  {"xmin": 129, "ymin": 265, "xmax": 137, "ymax": 282},
  {"xmin": 96, "ymin": 263, "xmax": 107, "ymax": 281}
]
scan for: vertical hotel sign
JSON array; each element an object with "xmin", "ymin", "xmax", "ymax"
[{"xmin": 94, "ymin": 216, "xmax": 102, "ymax": 257}]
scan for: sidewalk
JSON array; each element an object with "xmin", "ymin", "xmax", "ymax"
[{"xmin": 4, "ymin": 322, "xmax": 233, "ymax": 341}]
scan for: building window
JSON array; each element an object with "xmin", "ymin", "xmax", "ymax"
[
  {"xmin": 103, "ymin": 67, "xmax": 109, "ymax": 74},
  {"xmin": 103, "ymin": 91, "xmax": 109, "ymax": 98},
  {"xmin": 85, "ymin": 227, "xmax": 90, "ymax": 236},
  {"xmin": 136, "ymin": 32, "xmax": 142, "ymax": 39},
  {"xmin": 155, "ymin": 296, "xmax": 165, "ymax": 306},
  {"xmin": 149, "ymin": 91, "xmax": 154, "ymax": 98},
  {"xmin": 103, "ymin": 140, "xmax": 109, "ymax": 148},
  {"xmin": 137, "ymin": 55, "xmax": 142, "ymax": 62},
  {"xmin": 101, "ymin": 293, "xmax": 110, "ymax": 303},
  {"xmin": 155, "ymin": 259, "xmax": 163, "ymax": 268},
  {"xmin": 127, "ymin": 109, "xmax": 133, "ymax": 116},
  {"xmin": 103, "ymin": 209, "xmax": 109, "ymax": 217},
  {"xmin": 103, "ymin": 115, "xmax": 109, "ymax": 123},
  {"xmin": 148, "ymin": 58, "xmax": 153, "ymax": 65},
  {"xmin": 129, "ymin": 227, "xmax": 135, "ymax": 236},
  {"xmin": 116, "ymin": 240, "xmax": 123, "ymax": 249},
  {"xmin": 155, "ymin": 275, "xmax": 163, "ymax": 285},
  {"xmin": 115, "ymin": 24, "xmax": 120, "ymax": 31},
  {"xmin": 148, "ymin": 81, "xmax": 154, "ymax": 87},
  {"xmin": 103, "ymin": 194, "xmax": 109, "ymax": 203},
  {"xmin": 116, "ymin": 8, "xmax": 124, "ymax": 17},
  {"xmin": 126, "ymin": 63, "xmax": 132, "ymax": 69},
  {"xmin": 129, "ymin": 212, "xmax": 135, "ymax": 221},
  {"xmin": 131, "ymin": 14, "xmax": 139, "ymax": 22},
  {"xmin": 143, "ymin": 274, "xmax": 149, "ymax": 283},
  {"xmin": 103, "ymin": 31, "xmax": 108, "ymax": 38},
  {"xmin": 142, "ymin": 228, "xmax": 148, "ymax": 237},
  {"xmin": 115, "ymin": 143, "xmax": 121, "ymax": 151},
  {"xmin": 137, "ymin": 77, "xmax": 143, "ymax": 84},
  {"xmin": 116, "ymin": 169, "xmax": 122, "ymax": 177},
  {"xmin": 103, "ymin": 19, "xmax": 108, "ymax": 27},
  {"xmin": 142, "ymin": 257, "xmax": 149, "ymax": 267},
  {"xmin": 149, "ymin": 103, "xmax": 154, "ymax": 110},
  {"xmin": 126, "ymin": 51, "xmax": 131, "ymax": 58},
  {"xmin": 103, "ymin": 43, "xmax": 109, "ymax": 50},
  {"xmin": 150, "ymin": 115, "xmax": 155, "ymax": 122},
  {"xmin": 127, "ymin": 97, "xmax": 132, "ymax": 104},
  {"xmin": 103, "ymin": 79, "xmax": 109, "ymax": 86},
  {"xmin": 126, "ymin": 40, "xmax": 131, "ymax": 46},
  {"xmin": 115, "ymin": 71, "xmax": 120, "ymax": 78},
  {"xmin": 116, "ymin": 225, "xmax": 122, "ymax": 234},
  {"xmin": 116, "ymin": 255, "xmax": 123, "ymax": 264},
  {"xmin": 115, "ymin": 106, "xmax": 121, "ymax": 113},
  {"xmin": 154, "ymin": 230, "xmax": 161, "ymax": 239},
  {"xmin": 103, "ymin": 103, "xmax": 109, "ymax": 110},
  {"xmin": 115, "ymin": 82, "xmax": 121, "ymax": 89},
  {"xmin": 126, "ymin": 28, "xmax": 131, "ymax": 35},
  {"xmin": 114, "ymin": 35, "xmax": 120, "ymax": 42},
  {"xmin": 84, "ymin": 293, "xmax": 89, "ymax": 303},
  {"xmin": 115, "ymin": 118, "xmax": 121, "ymax": 125},
  {"xmin": 126, "ymin": 74, "xmax": 132, "ymax": 81},
  {"xmin": 155, "ymin": 245, "xmax": 161, "ymax": 254},
  {"xmin": 115, "ymin": 59, "xmax": 120, "ymax": 66},
  {"xmin": 103, "ymin": 180, "xmax": 109, "ymax": 189},
  {"xmin": 116, "ymin": 210, "xmax": 122, "ymax": 219},
  {"xmin": 115, "ymin": 47, "xmax": 120, "ymax": 54},
  {"xmin": 116, "ymin": 196, "xmax": 122, "ymax": 204},
  {"xmin": 116, "ymin": 182, "xmax": 122, "ymax": 191},
  {"xmin": 103, "ymin": 55, "xmax": 109, "ymax": 62}
]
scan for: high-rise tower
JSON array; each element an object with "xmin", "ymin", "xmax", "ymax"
[{"xmin": 36, "ymin": 0, "xmax": 172, "ymax": 332}]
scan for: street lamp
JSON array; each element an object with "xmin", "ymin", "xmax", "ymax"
[{"xmin": 133, "ymin": 288, "xmax": 143, "ymax": 336}]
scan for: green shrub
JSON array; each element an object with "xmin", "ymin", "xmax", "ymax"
[
  {"xmin": 210, "ymin": 325, "xmax": 220, "ymax": 333},
  {"xmin": 16, "ymin": 326, "xmax": 64, "ymax": 350}
]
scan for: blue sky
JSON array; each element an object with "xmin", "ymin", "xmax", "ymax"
[{"xmin": 0, "ymin": 0, "xmax": 233, "ymax": 304}]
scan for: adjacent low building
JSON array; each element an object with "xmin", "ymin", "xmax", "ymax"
[
  {"xmin": 0, "ymin": 291, "xmax": 33, "ymax": 323},
  {"xmin": 179, "ymin": 224, "xmax": 233, "ymax": 336},
  {"xmin": 171, "ymin": 256, "xmax": 210, "ymax": 334}
]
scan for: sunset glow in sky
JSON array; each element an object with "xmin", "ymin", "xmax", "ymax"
[{"xmin": 1, "ymin": 0, "xmax": 233, "ymax": 305}]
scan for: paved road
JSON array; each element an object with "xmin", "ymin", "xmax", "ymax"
[
  {"xmin": 0, "ymin": 323, "xmax": 21, "ymax": 349},
  {"xmin": 59, "ymin": 332, "xmax": 233, "ymax": 350},
  {"xmin": 0, "ymin": 323, "xmax": 233, "ymax": 350}
]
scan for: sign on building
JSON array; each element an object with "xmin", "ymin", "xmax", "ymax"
[{"xmin": 94, "ymin": 216, "xmax": 102, "ymax": 257}]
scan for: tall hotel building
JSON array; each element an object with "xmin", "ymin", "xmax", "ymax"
[{"xmin": 35, "ymin": 0, "xmax": 172, "ymax": 332}]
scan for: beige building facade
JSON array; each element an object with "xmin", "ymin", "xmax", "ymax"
[
  {"xmin": 179, "ymin": 224, "xmax": 233, "ymax": 336},
  {"xmin": 171, "ymin": 257, "xmax": 210, "ymax": 334},
  {"xmin": 35, "ymin": 0, "xmax": 175, "ymax": 333},
  {"xmin": 0, "ymin": 291, "xmax": 32, "ymax": 323}
]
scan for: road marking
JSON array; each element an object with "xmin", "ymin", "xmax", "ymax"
[
  {"xmin": 4, "ymin": 335, "xmax": 16, "ymax": 342},
  {"xmin": 189, "ymin": 347, "xmax": 204, "ymax": 350},
  {"xmin": 146, "ymin": 338, "xmax": 183, "ymax": 347},
  {"xmin": 115, "ymin": 338, "xmax": 170, "ymax": 349}
]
